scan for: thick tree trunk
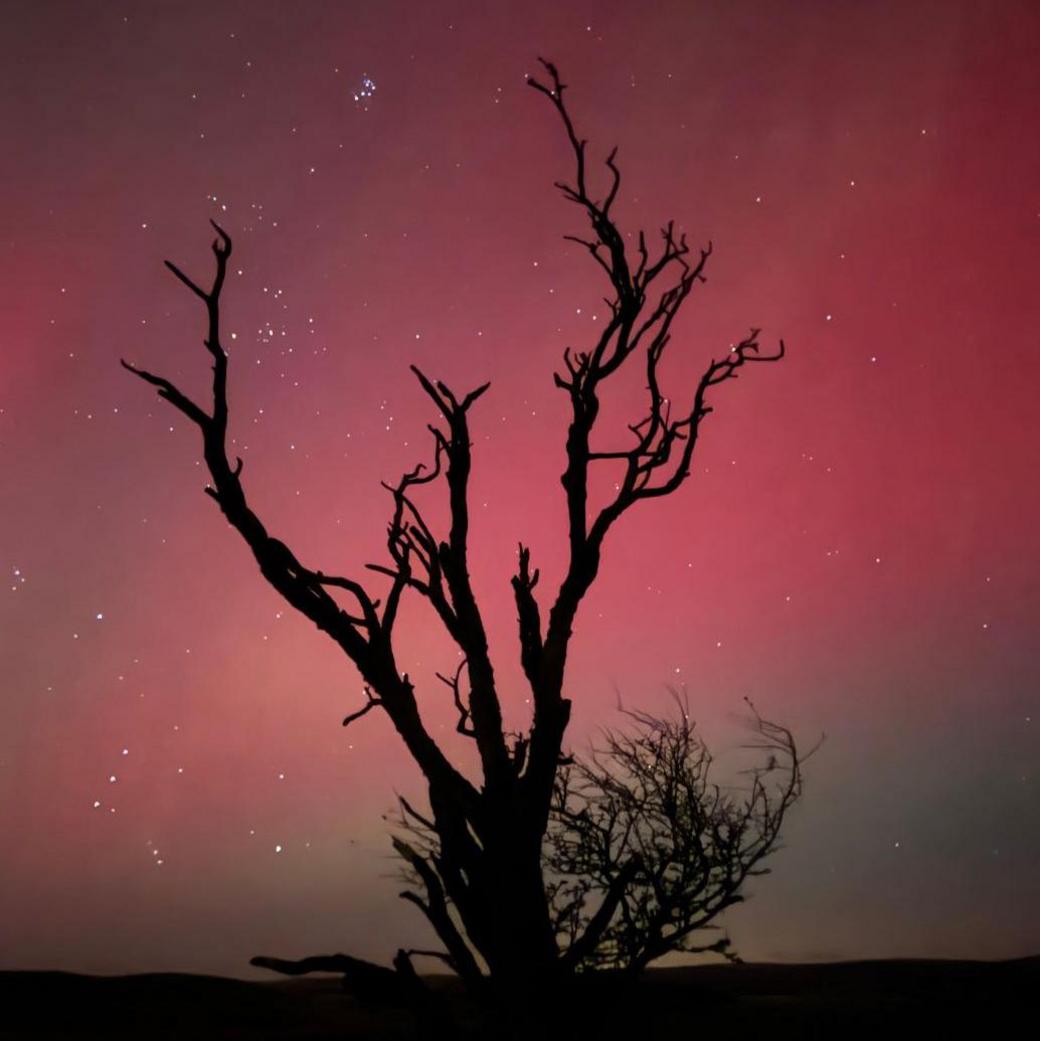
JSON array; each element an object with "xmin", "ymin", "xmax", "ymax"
[
  {"xmin": 480, "ymin": 849, "xmax": 558, "ymax": 982},
  {"xmin": 421, "ymin": 783, "xmax": 562, "ymax": 990}
]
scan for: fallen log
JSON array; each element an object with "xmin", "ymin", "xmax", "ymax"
[{"xmin": 250, "ymin": 950, "xmax": 429, "ymax": 1006}]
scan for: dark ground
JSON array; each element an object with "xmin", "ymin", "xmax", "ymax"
[{"xmin": 0, "ymin": 957, "xmax": 1035, "ymax": 1040}]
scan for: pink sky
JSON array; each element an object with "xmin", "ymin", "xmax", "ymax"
[{"xmin": 1, "ymin": 0, "xmax": 1038, "ymax": 974}]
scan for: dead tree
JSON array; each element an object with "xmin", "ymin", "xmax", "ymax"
[
  {"xmin": 122, "ymin": 60, "xmax": 785, "ymax": 993},
  {"xmin": 544, "ymin": 694, "xmax": 808, "ymax": 973},
  {"xmin": 393, "ymin": 693, "xmax": 809, "ymax": 977}
]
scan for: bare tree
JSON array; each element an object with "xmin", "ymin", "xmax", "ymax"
[
  {"xmin": 122, "ymin": 60, "xmax": 785, "ymax": 994},
  {"xmin": 392, "ymin": 692, "xmax": 807, "ymax": 980},
  {"xmin": 544, "ymin": 693, "xmax": 808, "ymax": 974}
]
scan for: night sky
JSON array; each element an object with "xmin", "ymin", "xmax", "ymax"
[{"xmin": 2, "ymin": 0, "xmax": 1038, "ymax": 977}]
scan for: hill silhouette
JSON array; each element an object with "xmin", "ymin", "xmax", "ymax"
[{"xmin": 1, "ymin": 957, "xmax": 1034, "ymax": 1039}]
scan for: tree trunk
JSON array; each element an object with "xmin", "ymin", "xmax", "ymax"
[{"xmin": 428, "ymin": 785, "xmax": 562, "ymax": 991}]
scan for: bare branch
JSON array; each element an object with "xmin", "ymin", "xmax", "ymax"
[
  {"xmin": 545, "ymin": 692, "xmax": 807, "ymax": 971},
  {"xmin": 396, "ymin": 366, "xmax": 511, "ymax": 789},
  {"xmin": 343, "ymin": 686, "xmax": 382, "ymax": 729},
  {"xmin": 119, "ymin": 359, "xmax": 210, "ymax": 428},
  {"xmin": 123, "ymin": 226, "xmax": 479, "ymax": 815},
  {"xmin": 392, "ymin": 837, "xmax": 484, "ymax": 984},
  {"xmin": 520, "ymin": 58, "xmax": 784, "ymax": 840},
  {"xmin": 436, "ymin": 659, "xmax": 476, "ymax": 738}
]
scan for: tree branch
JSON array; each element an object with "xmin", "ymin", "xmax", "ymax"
[
  {"xmin": 123, "ymin": 225, "xmax": 479, "ymax": 814},
  {"xmin": 519, "ymin": 62, "xmax": 785, "ymax": 828}
]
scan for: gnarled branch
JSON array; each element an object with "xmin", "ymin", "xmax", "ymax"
[
  {"xmin": 518, "ymin": 61, "xmax": 784, "ymax": 827},
  {"xmin": 123, "ymin": 225, "xmax": 478, "ymax": 815}
]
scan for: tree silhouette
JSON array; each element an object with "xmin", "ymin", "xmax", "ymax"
[
  {"xmin": 543, "ymin": 694, "xmax": 806, "ymax": 973},
  {"xmin": 391, "ymin": 691, "xmax": 807, "ymax": 980},
  {"xmin": 122, "ymin": 60, "xmax": 786, "ymax": 995}
]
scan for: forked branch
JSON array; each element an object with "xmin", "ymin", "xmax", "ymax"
[
  {"xmin": 517, "ymin": 60, "xmax": 785, "ymax": 824},
  {"xmin": 122, "ymin": 225, "xmax": 479, "ymax": 811}
]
